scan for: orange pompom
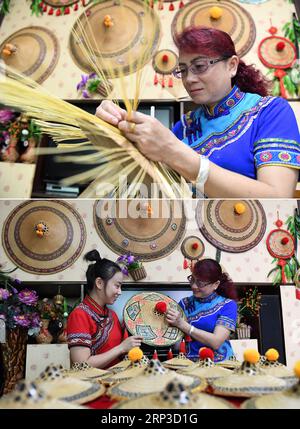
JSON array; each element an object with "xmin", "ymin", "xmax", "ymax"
[
  {"xmin": 128, "ymin": 347, "xmax": 143, "ymax": 362},
  {"xmin": 155, "ymin": 301, "xmax": 167, "ymax": 314},
  {"xmin": 234, "ymin": 203, "xmax": 246, "ymax": 215},
  {"xmin": 199, "ymin": 347, "xmax": 214, "ymax": 360},
  {"xmin": 265, "ymin": 348, "xmax": 279, "ymax": 362},
  {"xmin": 244, "ymin": 349, "xmax": 260, "ymax": 364},
  {"xmin": 294, "ymin": 360, "xmax": 300, "ymax": 378}
]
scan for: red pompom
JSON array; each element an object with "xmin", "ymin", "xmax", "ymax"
[
  {"xmin": 179, "ymin": 339, "xmax": 186, "ymax": 354},
  {"xmin": 275, "ymin": 219, "xmax": 283, "ymax": 228},
  {"xmin": 192, "ymin": 242, "xmax": 199, "ymax": 250},
  {"xmin": 48, "ymin": 7, "xmax": 54, "ymax": 15},
  {"xmin": 74, "ymin": 3, "xmax": 79, "ymax": 11},
  {"xmin": 168, "ymin": 77, "xmax": 173, "ymax": 88},
  {"xmin": 268, "ymin": 26, "xmax": 278, "ymax": 35},
  {"xmin": 64, "ymin": 7, "xmax": 70, "ymax": 14},
  {"xmin": 154, "ymin": 73, "xmax": 158, "ymax": 85},
  {"xmin": 185, "ymin": 335, "xmax": 192, "ymax": 342},
  {"xmin": 43, "ymin": 5, "xmax": 47, "ymax": 12},
  {"xmin": 169, "ymin": 2, "xmax": 174, "ymax": 11},
  {"xmin": 152, "ymin": 349, "xmax": 158, "ymax": 359},
  {"xmin": 56, "ymin": 8, "xmax": 61, "ymax": 16},
  {"xmin": 183, "ymin": 259, "xmax": 189, "ymax": 270},
  {"xmin": 155, "ymin": 301, "xmax": 167, "ymax": 314},
  {"xmin": 162, "ymin": 54, "xmax": 169, "ymax": 63},
  {"xmin": 199, "ymin": 347, "xmax": 214, "ymax": 360},
  {"xmin": 161, "ymin": 76, "xmax": 165, "ymax": 88},
  {"xmin": 276, "ymin": 41, "xmax": 285, "ymax": 52},
  {"xmin": 179, "ymin": 1, "xmax": 185, "ymax": 8},
  {"xmin": 281, "ymin": 237, "xmax": 289, "ymax": 245},
  {"xmin": 167, "ymin": 348, "xmax": 173, "ymax": 359}
]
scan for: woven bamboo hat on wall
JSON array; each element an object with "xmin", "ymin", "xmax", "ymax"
[
  {"xmin": 123, "ymin": 291, "xmax": 186, "ymax": 347},
  {"xmin": 0, "ymin": 26, "xmax": 59, "ymax": 83},
  {"xmin": 94, "ymin": 199, "xmax": 186, "ymax": 261},
  {"xmin": 195, "ymin": 199, "xmax": 267, "ymax": 253},
  {"xmin": 171, "ymin": 0, "xmax": 256, "ymax": 57},
  {"xmin": 69, "ymin": 0, "xmax": 161, "ymax": 77},
  {"xmin": 2, "ymin": 200, "xmax": 86, "ymax": 274}
]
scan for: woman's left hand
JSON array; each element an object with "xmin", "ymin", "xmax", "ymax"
[
  {"xmin": 118, "ymin": 111, "xmax": 178, "ymax": 162},
  {"xmin": 165, "ymin": 308, "xmax": 183, "ymax": 329}
]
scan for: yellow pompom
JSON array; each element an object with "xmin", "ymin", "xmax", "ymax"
[
  {"xmin": 244, "ymin": 349, "xmax": 260, "ymax": 364},
  {"xmin": 294, "ymin": 361, "xmax": 300, "ymax": 378},
  {"xmin": 209, "ymin": 6, "xmax": 223, "ymax": 20},
  {"xmin": 128, "ymin": 347, "xmax": 143, "ymax": 362},
  {"xmin": 234, "ymin": 203, "xmax": 246, "ymax": 215},
  {"xmin": 265, "ymin": 348, "xmax": 279, "ymax": 362}
]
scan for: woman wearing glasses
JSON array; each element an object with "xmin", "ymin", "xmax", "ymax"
[
  {"xmin": 166, "ymin": 259, "xmax": 238, "ymax": 362},
  {"xmin": 96, "ymin": 26, "xmax": 300, "ymax": 197}
]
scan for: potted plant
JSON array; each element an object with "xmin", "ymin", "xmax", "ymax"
[
  {"xmin": 236, "ymin": 287, "xmax": 262, "ymax": 340},
  {"xmin": 117, "ymin": 253, "xmax": 147, "ymax": 281}
]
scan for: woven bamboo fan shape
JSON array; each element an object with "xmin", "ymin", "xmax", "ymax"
[
  {"xmin": 195, "ymin": 200, "xmax": 266, "ymax": 253},
  {"xmin": 93, "ymin": 199, "xmax": 186, "ymax": 261},
  {"xmin": 124, "ymin": 292, "xmax": 186, "ymax": 346},
  {"xmin": 171, "ymin": 0, "xmax": 256, "ymax": 57},
  {"xmin": 0, "ymin": 26, "xmax": 59, "ymax": 83},
  {"xmin": 2, "ymin": 200, "xmax": 86, "ymax": 274},
  {"xmin": 69, "ymin": 0, "xmax": 161, "ymax": 77}
]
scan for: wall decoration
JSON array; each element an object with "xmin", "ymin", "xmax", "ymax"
[
  {"xmin": 30, "ymin": 0, "xmax": 90, "ymax": 16},
  {"xmin": 258, "ymin": 25, "xmax": 296, "ymax": 98},
  {"xmin": 180, "ymin": 235, "xmax": 205, "ymax": 271},
  {"xmin": 69, "ymin": 0, "xmax": 161, "ymax": 77},
  {"xmin": 2, "ymin": 200, "xmax": 87, "ymax": 274},
  {"xmin": 123, "ymin": 291, "xmax": 187, "ymax": 346},
  {"xmin": 152, "ymin": 49, "xmax": 178, "ymax": 88},
  {"xmin": 195, "ymin": 200, "xmax": 267, "ymax": 255},
  {"xmin": 171, "ymin": 0, "xmax": 256, "ymax": 57},
  {"xmin": 266, "ymin": 213, "xmax": 297, "ymax": 285},
  {"xmin": 0, "ymin": 26, "xmax": 60, "ymax": 84},
  {"xmin": 93, "ymin": 199, "xmax": 186, "ymax": 261}
]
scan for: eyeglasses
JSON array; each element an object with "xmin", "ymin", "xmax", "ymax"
[
  {"xmin": 173, "ymin": 57, "xmax": 227, "ymax": 79},
  {"xmin": 187, "ymin": 275, "xmax": 212, "ymax": 288}
]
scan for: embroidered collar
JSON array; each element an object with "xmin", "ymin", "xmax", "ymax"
[
  {"xmin": 194, "ymin": 291, "xmax": 218, "ymax": 304},
  {"xmin": 84, "ymin": 295, "xmax": 108, "ymax": 317},
  {"xmin": 202, "ymin": 86, "xmax": 245, "ymax": 120}
]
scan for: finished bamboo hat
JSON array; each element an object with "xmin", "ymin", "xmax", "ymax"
[
  {"xmin": 94, "ymin": 199, "xmax": 186, "ymax": 261},
  {"xmin": 35, "ymin": 364, "xmax": 105, "ymax": 404},
  {"xmin": 2, "ymin": 200, "xmax": 86, "ymax": 274},
  {"xmin": 259, "ymin": 349, "xmax": 298, "ymax": 387},
  {"xmin": 0, "ymin": 379, "xmax": 86, "ymax": 409},
  {"xmin": 196, "ymin": 199, "xmax": 267, "ymax": 253},
  {"xmin": 171, "ymin": 0, "xmax": 256, "ymax": 57},
  {"xmin": 124, "ymin": 292, "xmax": 187, "ymax": 346},
  {"xmin": 243, "ymin": 361, "xmax": 300, "ymax": 409},
  {"xmin": 152, "ymin": 49, "xmax": 178, "ymax": 75},
  {"xmin": 0, "ymin": 26, "xmax": 59, "ymax": 83},
  {"xmin": 210, "ymin": 350, "xmax": 288, "ymax": 398},
  {"xmin": 64, "ymin": 362, "xmax": 111, "ymax": 383},
  {"xmin": 113, "ymin": 379, "xmax": 233, "ymax": 409},
  {"xmin": 108, "ymin": 359, "xmax": 206, "ymax": 400}
]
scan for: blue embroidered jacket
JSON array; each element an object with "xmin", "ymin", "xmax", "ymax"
[{"xmin": 172, "ymin": 86, "xmax": 300, "ymax": 179}]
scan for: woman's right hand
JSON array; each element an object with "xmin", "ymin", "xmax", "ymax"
[
  {"xmin": 119, "ymin": 335, "xmax": 143, "ymax": 354},
  {"xmin": 95, "ymin": 100, "xmax": 126, "ymax": 126}
]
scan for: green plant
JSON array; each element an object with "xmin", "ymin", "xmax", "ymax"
[{"xmin": 237, "ymin": 287, "xmax": 262, "ymax": 326}]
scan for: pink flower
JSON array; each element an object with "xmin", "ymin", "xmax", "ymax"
[
  {"xmin": 0, "ymin": 109, "xmax": 15, "ymax": 124},
  {"xmin": 13, "ymin": 315, "xmax": 31, "ymax": 327}
]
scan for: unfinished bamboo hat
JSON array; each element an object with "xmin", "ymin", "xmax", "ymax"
[
  {"xmin": 107, "ymin": 355, "xmax": 132, "ymax": 373},
  {"xmin": 124, "ymin": 292, "xmax": 187, "ymax": 346},
  {"xmin": 69, "ymin": 0, "xmax": 161, "ymax": 77},
  {"xmin": 108, "ymin": 359, "xmax": 206, "ymax": 400},
  {"xmin": 243, "ymin": 361, "xmax": 300, "ymax": 409},
  {"xmin": 64, "ymin": 361, "xmax": 111, "ymax": 382},
  {"xmin": 2, "ymin": 200, "xmax": 86, "ymax": 274},
  {"xmin": 171, "ymin": 0, "xmax": 256, "ymax": 57},
  {"xmin": 178, "ymin": 350, "xmax": 232, "ymax": 381},
  {"xmin": 163, "ymin": 353, "xmax": 195, "ymax": 370},
  {"xmin": 113, "ymin": 379, "xmax": 233, "ymax": 409},
  {"xmin": 210, "ymin": 350, "xmax": 287, "ymax": 398},
  {"xmin": 216, "ymin": 355, "xmax": 242, "ymax": 370},
  {"xmin": 0, "ymin": 26, "xmax": 59, "ymax": 83},
  {"xmin": 35, "ymin": 364, "xmax": 105, "ymax": 404},
  {"xmin": 196, "ymin": 200, "xmax": 266, "ymax": 253},
  {"xmin": 94, "ymin": 199, "xmax": 186, "ymax": 261},
  {"xmin": 0, "ymin": 379, "xmax": 86, "ymax": 409}
]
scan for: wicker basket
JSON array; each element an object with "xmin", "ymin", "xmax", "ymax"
[
  {"xmin": 236, "ymin": 323, "xmax": 251, "ymax": 339},
  {"xmin": 129, "ymin": 266, "xmax": 147, "ymax": 281}
]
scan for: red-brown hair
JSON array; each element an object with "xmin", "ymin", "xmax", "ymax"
[
  {"xmin": 192, "ymin": 258, "xmax": 237, "ymax": 300},
  {"xmin": 175, "ymin": 26, "xmax": 271, "ymax": 97}
]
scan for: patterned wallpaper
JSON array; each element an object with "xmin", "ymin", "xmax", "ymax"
[{"xmin": 0, "ymin": 198, "xmax": 299, "ymax": 367}]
